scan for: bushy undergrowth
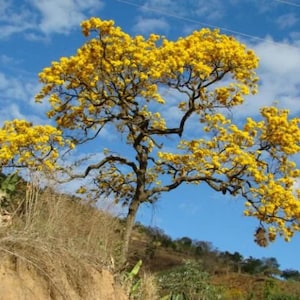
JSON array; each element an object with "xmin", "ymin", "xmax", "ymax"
[{"xmin": 156, "ymin": 260, "xmax": 223, "ymax": 299}]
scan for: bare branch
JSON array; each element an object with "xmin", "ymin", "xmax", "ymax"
[
  {"xmin": 60, "ymin": 155, "xmax": 137, "ymax": 181},
  {"xmin": 146, "ymin": 175, "xmax": 225, "ymax": 197}
]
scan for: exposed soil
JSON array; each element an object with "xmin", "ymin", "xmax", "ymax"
[{"xmin": 0, "ymin": 254, "xmax": 127, "ymax": 300}]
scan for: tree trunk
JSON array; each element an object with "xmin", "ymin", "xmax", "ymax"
[{"xmin": 120, "ymin": 200, "xmax": 140, "ymax": 265}]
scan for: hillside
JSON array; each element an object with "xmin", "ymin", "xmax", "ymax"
[
  {"xmin": 0, "ymin": 184, "xmax": 131, "ymax": 299},
  {"xmin": 0, "ymin": 181, "xmax": 300, "ymax": 299},
  {"xmin": 128, "ymin": 226, "xmax": 300, "ymax": 299}
]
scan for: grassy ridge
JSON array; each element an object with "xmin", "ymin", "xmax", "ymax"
[{"xmin": 0, "ymin": 179, "xmax": 300, "ymax": 299}]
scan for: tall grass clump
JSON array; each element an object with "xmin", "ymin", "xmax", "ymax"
[{"xmin": 0, "ymin": 173, "xmax": 124, "ymax": 297}]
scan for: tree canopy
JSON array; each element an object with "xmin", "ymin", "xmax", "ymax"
[
  {"xmin": 281, "ymin": 269, "xmax": 300, "ymax": 281},
  {"xmin": 34, "ymin": 17, "xmax": 300, "ymax": 262}
]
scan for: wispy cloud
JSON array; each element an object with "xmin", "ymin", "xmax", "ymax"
[
  {"xmin": 140, "ymin": 0, "xmax": 181, "ymax": 15},
  {"xmin": 193, "ymin": 0, "xmax": 225, "ymax": 21},
  {"xmin": 141, "ymin": 0, "xmax": 225, "ymax": 21},
  {"xmin": 0, "ymin": 0, "xmax": 34, "ymax": 38},
  {"xmin": 276, "ymin": 13, "xmax": 298, "ymax": 30},
  {"xmin": 230, "ymin": 0, "xmax": 275, "ymax": 14},
  {"xmin": 0, "ymin": 0, "xmax": 104, "ymax": 39},
  {"xmin": 133, "ymin": 16, "xmax": 170, "ymax": 35},
  {"xmin": 135, "ymin": 0, "xmax": 225, "ymax": 36},
  {"xmin": 0, "ymin": 54, "xmax": 15, "ymax": 64},
  {"xmin": 0, "ymin": 72, "xmax": 47, "ymax": 124}
]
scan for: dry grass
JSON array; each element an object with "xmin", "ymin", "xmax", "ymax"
[
  {"xmin": 0, "ymin": 179, "xmax": 125, "ymax": 298},
  {"xmin": 136, "ymin": 271, "xmax": 160, "ymax": 300},
  {"xmin": 120, "ymin": 266, "xmax": 160, "ymax": 300},
  {"xmin": 0, "ymin": 177, "xmax": 161, "ymax": 299},
  {"xmin": 7, "ymin": 185, "xmax": 122, "ymax": 264}
]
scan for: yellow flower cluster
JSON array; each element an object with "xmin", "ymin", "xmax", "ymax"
[
  {"xmin": 81, "ymin": 18, "xmax": 115, "ymax": 37},
  {"xmin": 0, "ymin": 119, "xmax": 66, "ymax": 171},
  {"xmin": 159, "ymin": 108, "xmax": 300, "ymax": 243},
  {"xmin": 260, "ymin": 107, "xmax": 300, "ymax": 154},
  {"xmin": 36, "ymin": 17, "xmax": 258, "ymax": 134}
]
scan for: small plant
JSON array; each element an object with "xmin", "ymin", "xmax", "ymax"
[
  {"xmin": 263, "ymin": 279, "xmax": 279, "ymax": 299},
  {"xmin": 0, "ymin": 172, "xmax": 19, "ymax": 194},
  {"xmin": 123, "ymin": 260, "xmax": 143, "ymax": 298},
  {"xmin": 157, "ymin": 260, "xmax": 223, "ymax": 300},
  {"xmin": 122, "ymin": 259, "xmax": 161, "ymax": 299},
  {"xmin": 0, "ymin": 172, "xmax": 20, "ymax": 210}
]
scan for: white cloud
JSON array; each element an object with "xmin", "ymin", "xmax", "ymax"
[
  {"xmin": 133, "ymin": 16, "xmax": 170, "ymax": 35},
  {"xmin": 0, "ymin": 0, "xmax": 104, "ymax": 39},
  {"xmin": 30, "ymin": 0, "xmax": 103, "ymax": 35},
  {"xmin": 276, "ymin": 13, "xmax": 298, "ymax": 30},
  {"xmin": 255, "ymin": 39, "xmax": 300, "ymax": 75},
  {"xmin": 233, "ymin": 38, "xmax": 300, "ymax": 118}
]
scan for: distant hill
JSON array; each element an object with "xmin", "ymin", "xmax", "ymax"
[{"xmin": 128, "ymin": 223, "xmax": 300, "ymax": 299}]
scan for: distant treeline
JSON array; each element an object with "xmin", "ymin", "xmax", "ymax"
[{"xmin": 135, "ymin": 223, "xmax": 300, "ymax": 281}]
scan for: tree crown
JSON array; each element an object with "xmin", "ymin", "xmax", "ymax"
[{"xmin": 35, "ymin": 17, "xmax": 300, "ymax": 246}]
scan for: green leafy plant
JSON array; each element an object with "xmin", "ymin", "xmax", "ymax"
[
  {"xmin": 263, "ymin": 279, "xmax": 279, "ymax": 299},
  {"xmin": 0, "ymin": 172, "xmax": 20, "ymax": 210},
  {"xmin": 123, "ymin": 260, "xmax": 143, "ymax": 298},
  {"xmin": 157, "ymin": 260, "xmax": 223, "ymax": 300},
  {"xmin": 0, "ymin": 172, "xmax": 19, "ymax": 193}
]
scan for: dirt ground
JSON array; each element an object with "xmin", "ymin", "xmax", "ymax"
[{"xmin": 0, "ymin": 255, "xmax": 127, "ymax": 300}]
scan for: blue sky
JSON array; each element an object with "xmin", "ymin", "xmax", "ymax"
[{"xmin": 2, "ymin": 0, "xmax": 300, "ymax": 271}]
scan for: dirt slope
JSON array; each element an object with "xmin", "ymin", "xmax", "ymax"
[{"xmin": 0, "ymin": 255, "xmax": 127, "ymax": 300}]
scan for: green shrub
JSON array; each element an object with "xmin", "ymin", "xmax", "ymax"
[
  {"xmin": 263, "ymin": 279, "xmax": 298, "ymax": 300},
  {"xmin": 156, "ymin": 260, "xmax": 223, "ymax": 300}
]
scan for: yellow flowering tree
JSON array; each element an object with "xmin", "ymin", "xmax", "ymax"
[
  {"xmin": 36, "ymin": 17, "xmax": 300, "ymax": 263},
  {"xmin": 0, "ymin": 119, "xmax": 66, "ymax": 172}
]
